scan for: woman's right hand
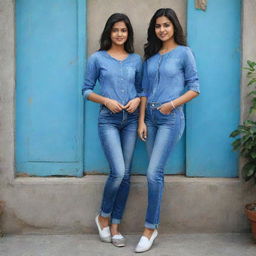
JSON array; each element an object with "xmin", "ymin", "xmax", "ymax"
[
  {"xmin": 138, "ymin": 121, "xmax": 147, "ymax": 141},
  {"xmin": 104, "ymin": 98, "xmax": 124, "ymax": 113}
]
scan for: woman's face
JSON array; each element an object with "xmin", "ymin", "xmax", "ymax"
[
  {"xmin": 155, "ymin": 16, "xmax": 174, "ymax": 42},
  {"xmin": 110, "ymin": 21, "xmax": 128, "ymax": 47}
]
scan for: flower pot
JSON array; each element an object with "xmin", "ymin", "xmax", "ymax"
[{"xmin": 245, "ymin": 202, "xmax": 256, "ymax": 241}]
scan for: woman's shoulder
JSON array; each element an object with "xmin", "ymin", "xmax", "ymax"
[
  {"xmin": 129, "ymin": 53, "xmax": 142, "ymax": 61},
  {"xmin": 145, "ymin": 53, "xmax": 159, "ymax": 63},
  {"xmin": 88, "ymin": 50, "xmax": 105, "ymax": 60},
  {"xmin": 177, "ymin": 46, "xmax": 194, "ymax": 56},
  {"xmin": 129, "ymin": 53, "xmax": 143, "ymax": 67},
  {"xmin": 87, "ymin": 51, "xmax": 107, "ymax": 67}
]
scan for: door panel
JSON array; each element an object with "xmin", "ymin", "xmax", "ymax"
[
  {"xmin": 186, "ymin": 0, "xmax": 241, "ymax": 177},
  {"xmin": 16, "ymin": 0, "xmax": 85, "ymax": 176}
]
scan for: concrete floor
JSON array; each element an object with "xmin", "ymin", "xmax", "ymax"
[{"xmin": 0, "ymin": 233, "xmax": 255, "ymax": 256}]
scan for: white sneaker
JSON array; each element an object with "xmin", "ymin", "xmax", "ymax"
[
  {"xmin": 95, "ymin": 215, "xmax": 111, "ymax": 243},
  {"xmin": 111, "ymin": 233, "xmax": 126, "ymax": 247},
  {"xmin": 135, "ymin": 230, "xmax": 158, "ymax": 253}
]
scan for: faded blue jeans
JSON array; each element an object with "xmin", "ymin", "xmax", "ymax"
[
  {"xmin": 144, "ymin": 103, "xmax": 185, "ymax": 229},
  {"xmin": 98, "ymin": 106, "xmax": 138, "ymax": 224}
]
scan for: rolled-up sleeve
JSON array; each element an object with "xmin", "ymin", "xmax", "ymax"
[
  {"xmin": 139, "ymin": 61, "xmax": 149, "ymax": 97},
  {"xmin": 183, "ymin": 48, "xmax": 200, "ymax": 94},
  {"xmin": 82, "ymin": 54, "xmax": 99, "ymax": 99}
]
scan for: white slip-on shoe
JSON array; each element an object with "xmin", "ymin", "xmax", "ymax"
[
  {"xmin": 111, "ymin": 233, "xmax": 126, "ymax": 247},
  {"xmin": 95, "ymin": 215, "xmax": 111, "ymax": 243},
  {"xmin": 135, "ymin": 229, "xmax": 158, "ymax": 253}
]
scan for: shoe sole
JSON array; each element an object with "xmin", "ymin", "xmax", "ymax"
[{"xmin": 112, "ymin": 241, "xmax": 125, "ymax": 247}]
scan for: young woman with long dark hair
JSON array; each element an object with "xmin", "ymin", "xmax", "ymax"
[
  {"xmin": 135, "ymin": 8, "xmax": 200, "ymax": 252},
  {"xmin": 82, "ymin": 13, "xmax": 142, "ymax": 247}
]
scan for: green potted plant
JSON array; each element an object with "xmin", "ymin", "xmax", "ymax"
[{"xmin": 230, "ymin": 60, "xmax": 256, "ymax": 240}]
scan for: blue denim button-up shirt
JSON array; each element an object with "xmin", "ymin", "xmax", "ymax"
[
  {"xmin": 82, "ymin": 50, "xmax": 143, "ymax": 105},
  {"xmin": 141, "ymin": 46, "xmax": 200, "ymax": 104}
]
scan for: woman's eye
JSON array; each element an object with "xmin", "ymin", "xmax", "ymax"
[{"xmin": 121, "ymin": 29, "xmax": 127, "ymax": 33}]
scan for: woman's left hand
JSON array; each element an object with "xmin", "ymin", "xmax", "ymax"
[
  {"xmin": 157, "ymin": 102, "xmax": 174, "ymax": 115},
  {"xmin": 124, "ymin": 98, "xmax": 141, "ymax": 113}
]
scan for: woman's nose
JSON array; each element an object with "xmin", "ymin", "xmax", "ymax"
[{"xmin": 160, "ymin": 26, "xmax": 165, "ymax": 32}]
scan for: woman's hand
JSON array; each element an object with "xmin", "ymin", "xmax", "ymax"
[
  {"xmin": 157, "ymin": 102, "xmax": 174, "ymax": 115},
  {"xmin": 104, "ymin": 98, "xmax": 124, "ymax": 113},
  {"xmin": 124, "ymin": 98, "xmax": 141, "ymax": 113},
  {"xmin": 138, "ymin": 121, "xmax": 147, "ymax": 141}
]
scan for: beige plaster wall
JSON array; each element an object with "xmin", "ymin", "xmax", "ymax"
[{"xmin": 87, "ymin": 0, "xmax": 186, "ymax": 56}]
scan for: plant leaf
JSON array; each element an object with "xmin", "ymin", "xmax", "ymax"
[
  {"xmin": 232, "ymin": 138, "xmax": 241, "ymax": 150},
  {"xmin": 251, "ymin": 152, "xmax": 256, "ymax": 159},
  {"xmin": 230, "ymin": 130, "xmax": 240, "ymax": 137},
  {"xmin": 247, "ymin": 60, "xmax": 256, "ymax": 69},
  {"xmin": 242, "ymin": 162, "xmax": 256, "ymax": 181},
  {"xmin": 247, "ymin": 78, "xmax": 256, "ymax": 86},
  {"xmin": 247, "ymin": 91, "xmax": 256, "ymax": 97}
]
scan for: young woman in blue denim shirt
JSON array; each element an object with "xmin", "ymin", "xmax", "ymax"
[
  {"xmin": 82, "ymin": 13, "xmax": 142, "ymax": 247},
  {"xmin": 135, "ymin": 8, "xmax": 200, "ymax": 253}
]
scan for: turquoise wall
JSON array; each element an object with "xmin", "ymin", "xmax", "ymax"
[
  {"xmin": 16, "ymin": 0, "xmax": 241, "ymax": 177},
  {"xmin": 186, "ymin": 0, "xmax": 241, "ymax": 177}
]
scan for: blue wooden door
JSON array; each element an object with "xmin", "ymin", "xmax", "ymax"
[
  {"xmin": 15, "ymin": 0, "xmax": 85, "ymax": 176},
  {"xmin": 186, "ymin": 0, "xmax": 241, "ymax": 177}
]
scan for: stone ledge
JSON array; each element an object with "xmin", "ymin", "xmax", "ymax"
[{"xmin": 13, "ymin": 175, "xmax": 241, "ymax": 185}]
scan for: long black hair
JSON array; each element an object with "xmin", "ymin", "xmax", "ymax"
[
  {"xmin": 99, "ymin": 13, "xmax": 134, "ymax": 53},
  {"xmin": 144, "ymin": 8, "xmax": 186, "ymax": 59}
]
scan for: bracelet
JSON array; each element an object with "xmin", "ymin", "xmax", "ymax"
[{"xmin": 170, "ymin": 101, "xmax": 176, "ymax": 109}]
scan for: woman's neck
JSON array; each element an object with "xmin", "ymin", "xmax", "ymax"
[
  {"xmin": 161, "ymin": 38, "xmax": 177, "ymax": 53},
  {"xmin": 108, "ymin": 44, "xmax": 126, "ymax": 54},
  {"xmin": 107, "ymin": 44, "xmax": 129, "ymax": 61}
]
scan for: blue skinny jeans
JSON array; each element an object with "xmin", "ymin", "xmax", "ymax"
[
  {"xmin": 98, "ymin": 106, "xmax": 138, "ymax": 224},
  {"xmin": 144, "ymin": 103, "xmax": 185, "ymax": 229}
]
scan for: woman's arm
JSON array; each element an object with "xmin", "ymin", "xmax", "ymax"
[
  {"xmin": 158, "ymin": 90, "xmax": 199, "ymax": 114},
  {"xmin": 138, "ymin": 96, "xmax": 148, "ymax": 141},
  {"xmin": 158, "ymin": 47, "xmax": 200, "ymax": 114},
  {"xmin": 83, "ymin": 54, "xmax": 124, "ymax": 113}
]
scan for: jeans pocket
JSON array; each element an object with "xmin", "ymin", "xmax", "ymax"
[
  {"xmin": 157, "ymin": 109, "xmax": 174, "ymax": 116},
  {"xmin": 158, "ymin": 111, "xmax": 169, "ymax": 116}
]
